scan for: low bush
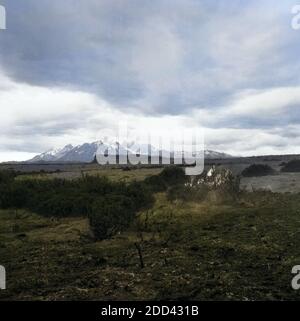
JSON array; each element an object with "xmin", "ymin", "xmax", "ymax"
[
  {"xmin": 144, "ymin": 166, "xmax": 186, "ymax": 192},
  {"xmin": 167, "ymin": 166, "xmax": 240, "ymax": 203},
  {"xmin": 144, "ymin": 174, "xmax": 167, "ymax": 192},
  {"xmin": 0, "ymin": 169, "xmax": 17, "ymax": 184},
  {"xmin": 88, "ymin": 195, "xmax": 135, "ymax": 240},
  {"xmin": 0, "ymin": 170, "xmax": 156, "ymax": 240},
  {"xmin": 0, "ymin": 166, "xmax": 187, "ymax": 240},
  {"xmin": 241, "ymin": 164, "xmax": 275, "ymax": 177},
  {"xmin": 159, "ymin": 166, "xmax": 187, "ymax": 186},
  {"xmin": 167, "ymin": 184, "xmax": 209, "ymax": 202},
  {"xmin": 281, "ymin": 159, "xmax": 300, "ymax": 172}
]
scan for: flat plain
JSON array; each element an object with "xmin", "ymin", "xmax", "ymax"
[{"xmin": 0, "ymin": 156, "xmax": 300, "ymax": 300}]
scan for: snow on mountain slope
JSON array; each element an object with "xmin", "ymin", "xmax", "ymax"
[
  {"xmin": 28, "ymin": 142, "xmax": 232, "ymax": 163},
  {"xmin": 204, "ymin": 150, "xmax": 232, "ymax": 159},
  {"xmin": 28, "ymin": 144, "xmax": 74, "ymax": 162}
]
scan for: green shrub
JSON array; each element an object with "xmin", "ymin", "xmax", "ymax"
[
  {"xmin": 0, "ymin": 170, "xmax": 17, "ymax": 184},
  {"xmin": 159, "ymin": 166, "xmax": 187, "ymax": 185},
  {"xmin": 144, "ymin": 175, "xmax": 167, "ymax": 192},
  {"xmin": 0, "ymin": 167, "xmax": 193, "ymax": 240},
  {"xmin": 123, "ymin": 181, "xmax": 154, "ymax": 210},
  {"xmin": 167, "ymin": 167, "xmax": 240, "ymax": 203},
  {"xmin": 0, "ymin": 179, "xmax": 30, "ymax": 209},
  {"xmin": 241, "ymin": 164, "xmax": 275, "ymax": 177},
  {"xmin": 0, "ymin": 172, "xmax": 157, "ymax": 240},
  {"xmin": 167, "ymin": 184, "xmax": 209, "ymax": 202},
  {"xmin": 88, "ymin": 195, "xmax": 135, "ymax": 240},
  {"xmin": 144, "ymin": 166, "xmax": 186, "ymax": 192},
  {"xmin": 281, "ymin": 159, "xmax": 300, "ymax": 172}
]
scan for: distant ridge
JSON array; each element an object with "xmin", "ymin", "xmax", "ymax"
[{"xmin": 28, "ymin": 141, "xmax": 233, "ymax": 163}]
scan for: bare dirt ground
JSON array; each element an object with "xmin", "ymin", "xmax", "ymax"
[{"xmin": 240, "ymin": 173, "xmax": 300, "ymax": 193}]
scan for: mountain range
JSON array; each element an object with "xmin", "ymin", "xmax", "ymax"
[{"xmin": 28, "ymin": 141, "xmax": 232, "ymax": 163}]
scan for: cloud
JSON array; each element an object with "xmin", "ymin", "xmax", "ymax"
[
  {"xmin": 190, "ymin": 85, "xmax": 300, "ymax": 130},
  {"xmin": 1, "ymin": 67, "xmax": 300, "ymax": 160},
  {"xmin": 0, "ymin": 0, "xmax": 300, "ymax": 160},
  {"xmin": 1, "ymin": 0, "xmax": 299, "ymax": 113},
  {"xmin": 227, "ymin": 87, "xmax": 300, "ymax": 118},
  {"xmin": 203, "ymin": 127, "xmax": 300, "ymax": 156}
]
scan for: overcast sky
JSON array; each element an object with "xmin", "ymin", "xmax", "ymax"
[{"xmin": 0, "ymin": 0, "xmax": 300, "ymax": 161}]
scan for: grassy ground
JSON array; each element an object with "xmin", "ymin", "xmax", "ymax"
[
  {"xmin": 16, "ymin": 167, "xmax": 163, "ymax": 182},
  {"xmin": 1, "ymin": 188, "xmax": 300, "ymax": 301}
]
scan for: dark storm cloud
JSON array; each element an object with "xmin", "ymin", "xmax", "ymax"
[
  {"xmin": 0, "ymin": 0, "xmax": 299, "ymax": 115},
  {"xmin": 0, "ymin": 0, "xmax": 300, "ymax": 160}
]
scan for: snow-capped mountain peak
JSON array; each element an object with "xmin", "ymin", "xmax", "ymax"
[
  {"xmin": 204, "ymin": 150, "xmax": 232, "ymax": 159},
  {"xmin": 28, "ymin": 141, "xmax": 232, "ymax": 163},
  {"xmin": 28, "ymin": 144, "xmax": 74, "ymax": 162}
]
